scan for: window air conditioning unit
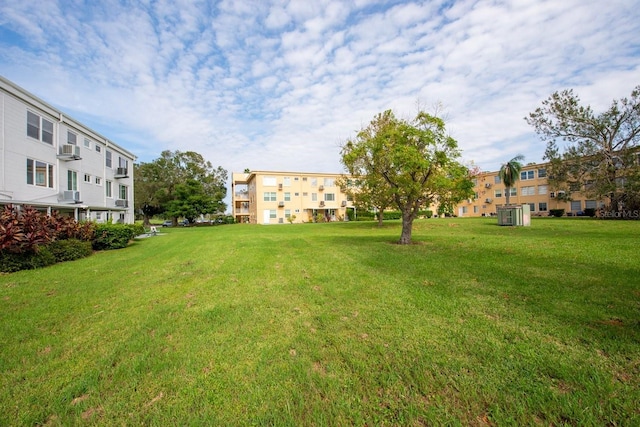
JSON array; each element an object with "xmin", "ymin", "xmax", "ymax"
[
  {"xmin": 278, "ymin": 183, "xmax": 283, "ymax": 190},
  {"xmin": 319, "ymin": 185, "xmax": 324, "ymax": 191},
  {"xmin": 63, "ymin": 190, "xmax": 80, "ymax": 202},
  {"xmin": 319, "ymin": 201, "xmax": 325, "ymax": 207},
  {"xmin": 61, "ymin": 144, "xmax": 80, "ymax": 156},
  {"xmin": 115, "ymin": 167, "xmax": 128, "ymax": 177},
  {"xmin": 115, "ymin": 199, "xmax": 128, "ymax": 207},
  {"xmin": 341, "ymin": 200, "xmax": 347, "ymax": 207},
  {"xmin": 485, "ymin": 198, "xmax": 492, "ymax": 203},
  {"xmin": 278, "ymin": 201, "xmax": 285, "ymax": 207},
  {"xmin": 485, "ymin": 183, "xmax": 491, "ymax": 188}
]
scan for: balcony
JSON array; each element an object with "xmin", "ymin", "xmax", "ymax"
[
  {"xmin": 115, "ymin": 199, "xmax": 129, "ymax": 208},
  {"xmin": 114, "ymin": 167, "xmax": 128, "ymax": 178},
  {"xmin": 57, "ymin": 144, "xmax": 81, "ymax": 161},
  {"xmin": 234, "ymin": 191, "xmax": 250, "ymax": 200}
]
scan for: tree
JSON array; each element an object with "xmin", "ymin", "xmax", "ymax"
[
  {"xmin": 498, "ymin": 155, "xmax": 525, "ymax": 205},
  {"xmin": 134, "ymin": 150, "xmax": 228, "ymax": 224},
  {"xmin": 526, "ymin": 86, "xmax": 640, "ymax": 212},
  {"xmin": 164, "ymin": 179, "xmax": 217, "ymax": 224},
  {"xmin": 340, "ymin": 109, "xmax": 474, "ymax": 244}
]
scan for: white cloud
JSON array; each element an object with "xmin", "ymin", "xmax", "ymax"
[{"xmin": 0, "ymin": 0, "xmax": 638, "ymax": 188}]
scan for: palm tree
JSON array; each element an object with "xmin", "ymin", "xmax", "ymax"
[{"xmin": 499, "ymin": 155, "xmax": 525, "ymax": 205}]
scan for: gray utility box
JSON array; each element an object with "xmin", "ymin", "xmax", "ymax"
[{"xmin": 497, "ymin": 205, "xmax": 531, "ymax": 226}]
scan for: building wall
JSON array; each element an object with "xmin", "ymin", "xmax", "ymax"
[
  {"xmin": 232, "ymin": 171, "xmax": 353, "ymax": 224},
  {"xmin": 0, "ymin": 76, "xmax": 136, "ymax": 223},
  {"xmin": 456, "ymin": 163, "xmax": 602, "ymax": 217}
]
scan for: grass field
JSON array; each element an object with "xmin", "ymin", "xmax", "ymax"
[{"xmin": 1, "ymin": 217, "xmax": 639, "ymax": 426}]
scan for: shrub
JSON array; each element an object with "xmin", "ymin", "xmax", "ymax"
[
  {"xmin": 93, "ymin": 223, "xmax": 137, "ymax": 250},
  {"xmin": 424, "ymin": 210, "xmax": 433, "ymax": 218},
  {"xmin": 46, "ymin": 239, "xmax": 93, "ymax": 262},
  {"xmin": 550, "ymin": 209, "xmax": 565, "ymax": 217},
  {"xmin": 584, "ymin": 208, "xmax": 596, "ymax": 217},
  {"xmin": 0, "ymin": 248, "xmax": 56, "ymax": 273}
]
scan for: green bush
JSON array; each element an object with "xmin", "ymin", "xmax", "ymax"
[
  {"xmin": 93, "ymin": 223, "xmax": 137, "ymax": 250},
  {"xmin": 0, "ymin": 248, "xmax": 56, "ymax": 273},
  {"xmin": 584, "ymin": 208, "xmax": 596, "ymax": 217},
  {"xmin": 46, "ymin": 239, "xmax": 93, "ymax": 262},
  {"xmin": 550, "ymin": 209, "xmax": 565, "ymax": 217}
]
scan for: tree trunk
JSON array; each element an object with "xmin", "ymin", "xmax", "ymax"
[
  {"xmin": 399, "ymin": 209, "xmax": 415, "ymax": 244},
  {"xmin": 377, "ymin": 208, "xmax": 384, "ymax": 227},
  {"xmin": 143, "ymin": 214, "xmax": 151, "ymax": 227},
  {"xmin": 505, "ymin": 186, "xmax": 511, "ymax": 205}
]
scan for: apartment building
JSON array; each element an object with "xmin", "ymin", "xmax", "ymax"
[
  {"xmin": 457, "ymin": 162, "xmax": 603, "ymax": 217},
  {"xmin": 231, "ymin": 171, "xmax": 354, "ymax": 224},
  {"xmin": 0, "ymin": 76, "xmax": 136, "ymax": 223}
]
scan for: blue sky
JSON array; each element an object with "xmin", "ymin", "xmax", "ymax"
[{"xmin": 1, "ymin": 0, "xmax": 639, "ymax": 177}]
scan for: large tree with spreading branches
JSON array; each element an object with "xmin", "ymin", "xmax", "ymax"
[
  {"xmin": 526, "ymin": 85, "xmax": 640, "ymax": 213},
  {"xmin": 340, "ymin": 109, "xmax": 474, "ymax": 244}
]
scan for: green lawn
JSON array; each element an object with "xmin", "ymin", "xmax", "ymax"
[{"xmin": 1, "ymin": 218, "xmax": 638, "ymax": 425}]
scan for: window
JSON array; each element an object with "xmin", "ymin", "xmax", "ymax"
[
  {"xmin": 106, "ymin": 180, "xmax": 112, "ymax": 198},
  {"xmin": 585, "ymin": 200, "xmax": 597, "ymax": 209},
  {"xmin": 538, "ymin": 185, "xmax": 547, "ymax": 195},
  {"xmin": 302, "ymin": 192, "xmax": 307, "ymax": 197},
  {"xmin": 284, "ymin": 192, "xmax": 291, "ymax": 201},
  {"xmin": 461, "ymin": 206, "xmax": 468, "ymax": 214},
  {"xmin": 119, "ymin": 184, "xmax": 128, "ymax": 200},
  {"xmin": 67, "ymin": 170, "xmax": 78, "ymax": 191},
  {"xmin": 538, "ymin": 202, "xmax": 548, "ymax": 211},
  {"xmin": 569, "ymin": 182, "xmax": 581, "ymax": 191},
  {"xmin": 67, "ymin": 131, "xmax": 77, "ymax": 145},
  {"xmin": 472, "ymin": 178, "xmax": 478, "ymax": 185},
  {"xmin": 494, "ymin": 189, "xmax": 503, "ymax": 198},
  {"xmin": 262, "ymin": 177, "xmax": 277, "ymax": 186},
  {"xmin": 302, "ymin": 177, "xmax": 307, "ymax": 181},
  {"xmin": 324, "ymin": 193, "xmax": 335, "ymax": 201},
  {"xmin": 84, "ymin": 138, "xmax": 91, "ymax": 148},
  {"xmin": 311, "ymin": 193, "xmax": 317, "ymax": 201},
  {"xmin": 283, "ymin": 177, "xmax": 291, "ymax": 186},
  {"xmin": 95, "ymin": 177, "xmax": 102, "ymax": 185},
  {"xmin": 310, "ymin": 178, "xmax": 317, "ymax": 187},
  {"xmin": 294, "ymin": 177, "xmax": 299, "ymax": 181},
  {"xmin": 570, "ymin": 200, "xmax": 581, "ymax": 212},
  {"xmin": 263, "ymin": 192, "xmax": 276, "ymax": 201},
  {"xmin": 269, "ymin": 210, "xmax": 276, "ymax": 219},
  {"xmin": 521, "ymin": 186, "xmax": 535, "ymax": 196},
  {"xmin": 537, "ymin": 168, "xmax": 546, "ymax": 178},
  {"xmin": 473, "ymin": 206, "xmax": 479, "ymax": 213},
  {"xmin": 26, "ymin": 159, "xmax": 54, "ymax": 188},
  {"xmin": 527, "ymin": 203, "xmax": 535, "ymax": 212},
  {"xmin": 507, "ymin": 188, "xmax": 517, "ymax": 196},
  {"xmin": 106, "ymin": 151, "xmax": 112, "ymax": 168},
  {"xmin": 324, "ymin": 178, "xmax": 335, "ymax": 187},
  {"xmin": 284, "ymin": 209, "xmax": 291, "ymax": 218},
  {"xmin": 494, "ymin": 176, "xmax": 501, "ymax": 184},
  {"xmin": 84, "ymin": 173, "xmax": 91, "ymax": 183},
  {"xmin": 520, "ymin": 170, "xmax": 535, "ymax": 180},
  {"xmin": 95, "ymin": 212, "xmax": 102, "ymax": 221},
  {"xmin": 95, "ymin": 144, "xmax": 102, "ymax": 153},
  {"xmin": 27, "ymin": 111, "xmax": 54, "ymax": 144},
  {"xmin": 118, "ymin": 156, "xmax": 128, "ymax": 169},
  {"xmin": 474, "ymin": 192, "xmax": 479, "ymax": 199}
]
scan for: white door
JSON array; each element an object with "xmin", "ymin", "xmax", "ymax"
[{"xmin": 263, "ymin": 210, "xmax": 271, "ymax": 224}]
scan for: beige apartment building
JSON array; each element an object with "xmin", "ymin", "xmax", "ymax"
[
  {"xmin": 231, "ymin": 171, "xmax": 354, "ymax": 224},
  {"xmin": 456, "ymin": 162, "xmax": 602, "ymax": 217}
]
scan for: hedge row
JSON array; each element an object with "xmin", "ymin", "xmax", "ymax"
[{"xmin": 0, "ymin": 204, "xmax": 144, "ymax": 273}]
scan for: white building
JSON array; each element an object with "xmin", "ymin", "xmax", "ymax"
[{"xmin": 0, "ymin": 76, "xmax": 136, "ymax": 223}]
